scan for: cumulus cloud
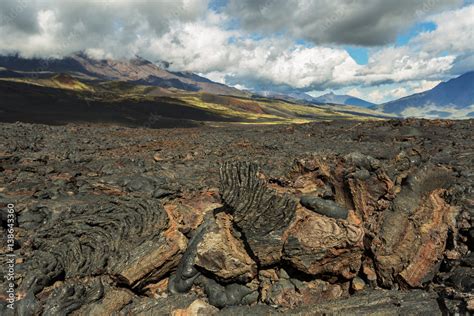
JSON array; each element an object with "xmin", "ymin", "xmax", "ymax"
[
  {"xmin": 410, "ymin": 80, "xmax": 442, "ymax": 93},
  {"xmin": 414, "ymin": 4, "xmax": 474, "ymax": 75},
  {"xmin": 226, "ymin": 0, "xmax": 461, "ymax": 46},
  {"xmin": 415, "ymin": 5, "xmax": 474, "ymax": 53},
  {"xmin": 0, "ymin": 0, "xmax": 209, "ymax": 57},
  {"xmin": 336, "ymin": 79, "xmax": 443, "ymax": 104},
  {"xmin": 347, "ymin": 4, "xmax": 474, "ymax": 87},
  {"xmin": 143, "ymin": 17, "xmax": 360, "ymax": 91},
  {"xmin": 147, "ymin": 4, "xmax": 471, "ymax": 93},
  {"xmin": 355, "ymin": 46, "xmax": 456, "ymax": 85},
  {"xmin": 345, "ymin": 85, "xmax": 409, "ymax": 104}
]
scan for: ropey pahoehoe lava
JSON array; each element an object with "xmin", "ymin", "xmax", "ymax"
[{"xmin": 0, "ymin": 119, "xmax": 472, "ymax": 315}]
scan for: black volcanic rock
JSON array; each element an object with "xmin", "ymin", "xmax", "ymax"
[
  {"xmin": 219, "ymin": 161, "xmax": 297, "ymax": 266},
  {"xmin": 0, "ymin": 119, "xmax": 472, "ymax": 315},
  {"xmin": 300, "ymin": 195, "xmax": 348, "ymax": 219},
  {"xmin": 10, "ymin": 196, "xmax": 184, "ymax": 313}
]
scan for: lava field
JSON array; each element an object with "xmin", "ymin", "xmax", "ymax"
[{"xmin": 0, "ymin": 119, "xmax": 473, "ymax": 315}]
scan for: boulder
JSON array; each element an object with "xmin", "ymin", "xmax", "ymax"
[
  {"xmin": 219, "ymin": 161, "xmax": 296, "ymax": 266},
  {"xmin": 195, "ymin": 212, "xmax": 257, "ymax": 282},
  {"xmin": 283, "ymin": 208, "xmax": 364, "ymax": 278},
  {"xmin": 300, "ymin": 195, "xmax": 348, "ymax": 219}
]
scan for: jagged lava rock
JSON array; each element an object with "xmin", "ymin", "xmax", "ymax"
[
  {"xmin": 300, "ymin": 195, "xmax": 349, "ymax": 219},
  {"xmin": 283, "ymin": 207, "xmax": 364, "ymax": 278},
  {"xmin": 219, "ymin": 161, "xmax": 296, "ymax": 266},
  {"xmin": 195, "ymin": 212, "xmax": 257, "ymax": 282}
]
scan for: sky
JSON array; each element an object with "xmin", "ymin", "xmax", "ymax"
[{"xmin": 0, "ymin": 0, "xmax": 473, "ymax": 104}]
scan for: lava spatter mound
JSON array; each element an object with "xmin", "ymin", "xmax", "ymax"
[{"xmin": 0, "ymin": 119, "xmax": 472, "ymax": 315}]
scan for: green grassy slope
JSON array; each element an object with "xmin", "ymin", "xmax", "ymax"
[{"xmin": 0, "ymin": 75, "xmax": 393, "ymax": 127}]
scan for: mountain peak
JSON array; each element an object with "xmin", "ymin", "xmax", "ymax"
[
  {"xmin": 313, "ymin": 92, "xmax": 375, "ymax": 108},
  {"xmin": 0, "ymin": 53, "xmax": 248, "ymax": 97},
  {"xmin": 380, "ymin": 71, "xmax": 474, "ymax": 119},
  {"xmin": 130, "ymin": 55, "xmax": 153, "ymax": 66},
  {"xmin": 155, "ymin": 60, "xmax": 171, "ymax": 69}
]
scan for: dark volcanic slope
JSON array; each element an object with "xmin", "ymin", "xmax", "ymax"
[
  {"xmin": 0, "ymin": 80, "xmax": 236, "ymax": 128},
  {"xmin": 380, "ymin": 71, "xmax": 474, "ymax": 116},
  {"xmin": 0, "ymin": 53, "xmax": 247, "ymax": 97},
  {"xmin": 0, "ymin": 119, "xmax": 473, "ymax": 315}
]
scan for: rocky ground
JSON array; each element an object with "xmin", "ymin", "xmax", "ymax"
[{"xmin": 0, "ymin": 119, "xmax": 472, "ymax": 315}]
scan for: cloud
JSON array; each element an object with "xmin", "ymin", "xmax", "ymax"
[
  {"xmin": 409, "ymin": 79, "xmax": 442, "ymax": 93},
  {"xmin": 222, "ymin": 43, "xmax": 360, "ymax": 90},
  {"xmin": 414, "ymin": 4, "xmax": 474, "ymax": 75},
  {"xmin": 415, "ymin": 4, "xmax": 474, "ymax": 53},
  {"xmin": 146, "ymin": 16, "xmax": 240, "ymax": 73},
  {"xmin": 348, "ymin": 5, "xmax": 474, "ymax": 86},
  {"xmin": 0, "ymin": 0, "xmax": 39, "ymax": 34},
  {"xmin": 345, "ymin": 85, "xmax": 408, "ymax": 104},
  {"xmin": 335, "ymin": 79, "xmax": 443, "ymax": 104},
  {"xmin": 355, "ymin": 46, "xmax": 455, "ymax": 85},
  {"xmin": 450, "ymin": 53, "xmax": 474, "ymax": 74},
  {"xmin": 145, "ymin": 18, "xmax": 359, "ymax": 91},
  {"xmin": 0, "ymin": 0, "xmax": 210, "ymax": 57},
  {"xmin": 226, "ymin": 0, "xmax": 462, "ymax": 46},
  {"xmin": 149, "ymin": 4, "xmax": 470, "ymax": 93}
]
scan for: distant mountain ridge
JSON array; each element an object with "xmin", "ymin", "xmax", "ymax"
[
  {"xmin": 0, "ymin": 53, "xmax": 247, "ymax": 97},
  {"xmin": 379, "ymin": 71, "xmax": 474, "ymax": 119},
  {"xmin": 254, "ymin": 90, "xmax": 376, "ymax": 108},
  {"xmin": 254, "ymin": 90, "xmax": 315, "ymax": 102},
  {"xmin": 313, "ymin": 92, "xmax": 376, "ymax": 108},
  {"xmin": 5, "ymin": 53, "xmax": 471, "ymax": 119}
]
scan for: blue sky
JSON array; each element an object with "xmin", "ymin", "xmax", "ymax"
[
  {"xmin": 209, "ymin": 0, "xmax": 228, "ymax": 12},
  {"xmin": 344, "ymin": 46, "xmax": 369, "ymax": 65},
  {"xmin": 396, "ymin": 22, "xmax": 437, "ymax": 47}
]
